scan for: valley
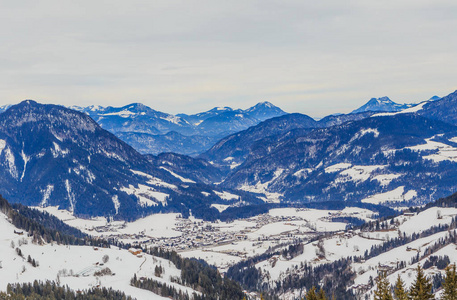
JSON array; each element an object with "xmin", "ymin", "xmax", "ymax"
[{"xmin": 1, "ymin": 90, "xmax": 457, "ymax": 299}]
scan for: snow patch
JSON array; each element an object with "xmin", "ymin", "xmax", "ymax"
[
  {"xmin": 0, "ymin": 139, "xmax": 5, "ymax": 155},
  {"xmin": 214, "ymin": 191, "xmax": 239, "ymax": 201},
  {"xmin": 160, "ymin": 115, "xmax": 182, "ymax": 125},
  {"xmin": 131, "ymin": 169, "xmax": 178, "ymax": 190},
  {"xmin": 361, "ymin": 186, "xmax": 417, "ymax": 204},
  {"xmin": 99, "ymin": 110, "xmax": 136, "ymax": 118},
  {"xmin": 5, "ymin": 147, "xmax": 18, "ymax": 179},
  {"xmin": 112, "ymin": 195, "xmax": 120, "ymax": 214},
  {"xmin": 372, "ymin": 173, "xmax": 402, "ymax": 186},
  {"xmin": 40, "ymin": 185, "xmax": 54, "ymax": 207},
  {"xmin": 293, "ymin": 168, "xmax": 313, "ymax": 178},
  {"xmin": 121, "ymin": 184, "xmax": 169, "ymax": 206},
  {"xmin": 407, "ymin": 138, "xmax": 457, "ymax": 162},
  {"xmin": 325, "ymin": 163, "xmax": 352, "ymax": 173},
  {"xmin": 336, "ymin": 165, "xmax": 385, "ymax": 183},
  {"xmin": 65, "ymin": 179, "xmax": 76, "ymax": 212},
  {"xmin": 211, "ymin": 204, "xmax": 230, "ymax": 213},
  {"xmin": 52, "ymin": 142, "xmax": 69, "ymax": 158},
  {"xmin": 20, "ymin": 149, "xmax": 29, "ymax": 182},
  {"xmin": 160, "ymin": 167, "xmax": 195, "ymax": 183}
]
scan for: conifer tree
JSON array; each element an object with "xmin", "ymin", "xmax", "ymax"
[
  {"xmin": 306, "ymin": 286, "xmax": 318, "ymax": 300},
  {"xmin": 408, "ymin": 264, "xmax": 434, "ymax": 300},
  {"xmin": 374, "ymin": 271, "xmax": 393, "ymax": 300},
  {"xmin": 393, "ymin": 275, "xmax": 408, "ymax": 300},
  {"xmin": 317, "ymin": 287, "xmax": 327, "ymax": 300},
  {"xmin": 442, "ymin": 264, "xmax": 457, "ymax": 300}
]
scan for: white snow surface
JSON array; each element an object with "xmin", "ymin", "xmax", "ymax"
[
  {"xmin": 371, "ymin": 173, "xmax": 402, "ymax": 186},
  {"xmin": 99, "ymin": 110, "xmax": 136, "ymax": 118},
  {"xmin": 0, "ymin": 139, "xmax": 5, "ymax": 155},
  {"xmin": 335, "ymin": 165, "xmax": 385, "ymax": 183},
  {"xmin": 210, "ymin": 204, "xmax": 230, "ymax": 212},
  {"xmin": 160, "ymin": 167, "xmax": 195, "ymax": 183},
  {"xmin": 361, "ymin": 186, "xmax": 416, "ymax": 204},
  {"xmin": 121, "ymin": 184, "xmax": 169, "ymax": 206},
  {"xmin": 407, "ymin": 138, "xmax": 457, "ymax": 162},
  {"xmin": 214, "ymin": 191, "xmax": 239, "ymax": 201},
  {"xmin": 33, "ymin": 207, "xmax": 183, "ymax": 240},
  {"xmin": 0, "ymin": 211, "xmax": 196, "ymax": 299},
  {"xmin": 372, "ymin": 101, "xmax": 428, "ymax": 117},
  {"xmin": 398, "ymin": 207, "xmax": 457, "ymax": 235},
  {"xmin": 324, "ymin": 163, "xmax": 352, "ymax": 173}
]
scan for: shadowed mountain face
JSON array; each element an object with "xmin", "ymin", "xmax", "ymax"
[
  {"xmin": 418, "ymin": 90, "xmax": 457, "ymax": 126},
  {"xmin": 0, "ymin": 101, "xmax": 261, "ymax": 220},
  {"xmin": 221, "ymin": 113, "xmax": 457, "ymax": 204},
  {"xmin": 200, "ymin": 113, "xmax": 318, "ymax": 170}
]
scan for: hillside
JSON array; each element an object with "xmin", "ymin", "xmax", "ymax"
[
  {"xmin": 221, "ymin": 113, "xmax": 457, "ymax": 204},
  {"xmin": 0, "ymin": 101, "xmax": 263, "ymax": 220},
  {"xmin": 224, "ymin": 192, "xmax": 457, "ymax": 299}
]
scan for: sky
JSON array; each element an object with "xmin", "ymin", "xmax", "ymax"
[{"xmin": 0, "ymin": 1, "xmax": 456, "ymax": 117}]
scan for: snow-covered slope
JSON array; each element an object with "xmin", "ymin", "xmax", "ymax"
[
  {"xmin": 222, "ymin": 113, "xmax": 457, "ymax": 205},
  {"xmin": 0, "ymin": 100, "xmax": 262, "ymax": 220},
  {"xmin": 0, "ymin": 210, "xmax": 198, "ymax": 299}
]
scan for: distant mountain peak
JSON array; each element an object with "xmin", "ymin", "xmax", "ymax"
[
  {"xmin": 18, "ymin": 99, "xmax": 38, "ymax": 106},
  {"xmin": 352, "ymin": 96, "xmax": 411, "ymax": 114},
  {"xmin": 244, "ymin": 101, "xmax": 287, "ymax": 121},
  {"xmin": 209, "ymin": 106, "xmax": 233, "ymax": 112},
  {"xmin": 428, "ymin": 95, "xmax": 441, "ymax": 101}
]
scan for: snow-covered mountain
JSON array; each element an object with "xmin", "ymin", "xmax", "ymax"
[
  {"xmin": 0, "ymin": 101, "xmax": 262, "ymax": 220},
  {"xmin": 72, "ymin": 101, "xmax": 286, "ymax": 155},
  {"xmin": 221, "ymin": 113, "xmax": 457, "ymax": 204},
  {"xmin": 200, "ymin": 113, "xmax": 318, "ymax": 170},
  {"xmin": 0, "ymin": 104, "xmax": 11, "ymax": 114},
  {"xmin": 178, "ymin": 101, "xmax": 287, "ymax": 127},
  {"xmin": 351, "ymin": 96, "xmax": 414, "ymax": 114},
  {"xmin": 417, "ymin": 90, "xmax": 457, "ymax": 126}
]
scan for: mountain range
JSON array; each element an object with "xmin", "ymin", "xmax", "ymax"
[
  {"xmin": 0, "ymin": 91, "xmax": 454, "ymax": 220},
  {"xmin": 71, "ymin": 101, "xmax": 287, "ymax": 156},
  {"xmin": 0, "ymin": 100, "xmax": 262, "ymax": 220}
]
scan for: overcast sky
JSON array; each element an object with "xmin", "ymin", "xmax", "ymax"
[{"xmin": 0, "ymin": 1, "xmax": 456, "ymax": 117}]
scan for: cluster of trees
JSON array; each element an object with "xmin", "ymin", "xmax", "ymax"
[
  {"xmin": 276, "ymin": 258, "xmax": 356, "ymax": 299},
  {"xmin": 141, "ymin": 247, "xmax": 246, "ymax": 300},
  {"xmin": 226, "ymin": 249, "xmax": 282, "ymax": 291},
  {"xmin": 373, "ymin": 264, "xmax": 457, "ymax": 300},
  {"xmin": 423, "ymin": 255, "xmax": 451, "ymax": 271},
  {"xmin": 0, "ymin": 194, "xmax": 128, "ymax": 249},
  {"xmin": 131, "ymin": 274, "xmax": 191, "ymax": 300},
  {"xmin": 355, "ymin": 221, "xmax": 455, "ymax": 264},
  {"xmin": 302, "ymin": 286, "xmax": 332, "ymax": 300},
  {"xmin": 0, "ymin": 280, "xmax": 133, "ymax": 299}
]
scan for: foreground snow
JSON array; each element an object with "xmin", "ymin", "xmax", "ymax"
[{"xmin": 0, "ymin": 212, "xmax": 197, "ymax": 300}]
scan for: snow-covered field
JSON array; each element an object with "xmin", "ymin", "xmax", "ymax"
[{"xmin": 0, "ymin": 212, "xmax": 198, "ymax": 300}]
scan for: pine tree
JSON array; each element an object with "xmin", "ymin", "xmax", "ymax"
[
  {"xmin": 306, "ymin": 286, "xmax": 318, "ymax": 300},
  {"xmin": 317, "ymin": 288, "xmax": 327, "ymax": 300},
  {"xmin": 441, "ymin": 264, "xmax": 457, "ymax": 300},
  {"xmin": 408, "ymin": 264, "xmax": 434, "ymax": 300},
  {"xmin": 393, "ymin": 274, "xmax": 408, "ymax": 300},
  {"xmin": 374, "ymin": 271, "xmax": 393, "ymax": 300}
]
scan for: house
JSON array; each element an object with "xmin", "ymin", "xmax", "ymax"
[{"xmin": 129, "ymin": 248, "xmax": 143, "ymax": 256}]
